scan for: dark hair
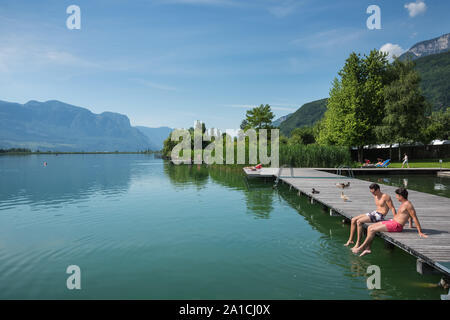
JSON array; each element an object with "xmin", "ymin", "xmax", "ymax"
[
  {"xmin": 369, "ymin": 183, "xmax": 380, "ymax": 191},
  {"xmin": 395, "ymin": 188, "xmax": 408, "ymax": 200}
]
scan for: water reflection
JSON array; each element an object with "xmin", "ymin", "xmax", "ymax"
[
  {"xmin": 209, "ymin": 166, "xmax": 275, "ymax": 218},
  {"xmin": 0, "ymin": 156, "xmax": 445, "ymax": 299},
  {"xmin": 357, "ymin": 174, "xmax": 450, "ymax": 198},
  {"xmin": 163, "ymin": 163, "xmax": 275, "ymax": 219},
  {"xmin": 275, "ymin": 184, "xmax": 444, "ymax": 299},
  {"xmin": 163, "ymin": 161, "xmax": 209, "ymax": 190},
  {"xmin": 434, "ymin": 183, "xmax": 446, "ymax": 191},
  {"xmin": 0, "ymin": 154, "xmax": 141, "ymax": 209}
]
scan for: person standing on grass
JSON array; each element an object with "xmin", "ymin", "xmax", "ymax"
[{"xmin": 402, "ymin": 153, "xmax": 409, "ymax": 168}]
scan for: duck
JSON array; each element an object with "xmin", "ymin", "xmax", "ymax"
[
  {"xmin": 336, "ymin": 182, "xmax": 351, "ymax": 189},
  {"xmin": 312, "ymin": 188, "xmax": 320, "ymax": 194},
  {"xmin": 340, "ymin": 191, "xmax": 350, "ymax": 202}
]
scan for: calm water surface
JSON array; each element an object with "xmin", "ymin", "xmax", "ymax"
[
  {"xmin": 357, "ymin": 174, "xmax": 450, "ymax": 198},
  {"xmin": 0, "ymin": 154, "xmax": 446, "ymax": 299}
]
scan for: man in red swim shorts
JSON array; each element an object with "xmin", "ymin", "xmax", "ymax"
[
  {"xmin": 352, "ymin": 187, "xmax": 427, "ymax": 257},
  {"xmin": 344, "ymin": 183, "xmax": 396, "ymax": 249}
]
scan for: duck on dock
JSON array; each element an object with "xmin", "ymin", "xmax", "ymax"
[
  {"xmin": 340, "ymin": 191, "xmax": 350, "ymax": 202},
  {"xmin": 336, "ymin": 182, "xmax": 350, "ymax": 189},
  {"xmin": 312, "ymin": 188, "xmax": 320, "ymax": 194}
]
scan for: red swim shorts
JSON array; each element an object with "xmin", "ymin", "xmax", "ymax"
[{"xmin": 382, "ymin": 219, "xmax": 403, "ymax": 232}]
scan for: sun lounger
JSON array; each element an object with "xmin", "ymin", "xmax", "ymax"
[{"xmin": 375, "ymin": 159, "xmax": 391, "ymax": 168}]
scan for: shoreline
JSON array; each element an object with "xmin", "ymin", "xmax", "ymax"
[{"xmin": 0, "ymin": 151, "xmax": 161, "ymax": 155}]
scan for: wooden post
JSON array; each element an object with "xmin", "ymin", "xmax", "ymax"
[
  {"xmin": 416, "ymin": 259, "xmax": 440, "ymax": 275},
  {"xmin": 329, "ymin": 209, "xmax": 340, "ymax": 216}
]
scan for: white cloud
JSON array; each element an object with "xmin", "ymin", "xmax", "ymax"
[
  {"xmin": 45, "ymin": 50, "xmax": 98, "ymax": 68},
  {"xmin": 0, "ymin": 43, "xmax": 98, "ymax": 73},
  {"xmin": 404, "ymin": 1, "xmax": 427, "ymax": 17},
  {"xmin": 380, "ymin": 43, "xmax": 405, "ymax": 61}
]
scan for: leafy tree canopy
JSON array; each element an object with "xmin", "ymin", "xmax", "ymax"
[
  {"xmin": 318, "ymin": 50, "xmax": 391, "ymax": 151},
  {"xmin": 376, "ymin": 59, "xmax": 430, "ymax": 145},
  {"xmin": 244, "ymin": 104, "xmax": 275, "ymax": 130}
]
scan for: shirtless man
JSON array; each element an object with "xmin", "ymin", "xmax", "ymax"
[
  {"xmin": 344, "ymin": 184, "xmax": 396, "ymax": 248},
  {"xmin": 352, "ymin": 187, "xmax": 427, "ymax": 256}
]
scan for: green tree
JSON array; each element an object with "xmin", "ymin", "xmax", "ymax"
[
  {"xmin": 245, "ymin": 104, "xmax": 275, "ymax": 129},
  {"xmin": 423, "ymin": 107, "xmax": 450, "ymax": 141},
  {"xmin": 318, "ymin": 50, "xmax": 391, "ymax": 161},
  {"xmin": 240, "ymin": 119, "xmax": 248, "ymax": 130},
  {"xmin": 162, "ymin": 134, "xmax": 176, "ymax": 158},
  {"xmin": 289, "ymin": 127, "xmax": 315, "ymax": 145},
  {"xmin": 376, "ymin": 59, "xmax": 429, "ymax": 160}
]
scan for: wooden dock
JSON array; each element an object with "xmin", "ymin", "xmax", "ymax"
[
  {"xmin": 244, "ymin": 167, "xmax": 450, "ymax": 278},
  {"xmin": 438, "ymin": 171, "xmax": 450, "ymax": 178}
]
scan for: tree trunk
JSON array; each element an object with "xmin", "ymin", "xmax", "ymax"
[
  {"xmin": 389, "ymin": 144, "xmax": 392, "ymax": 160},
  {"xmin": 358, "ymin": 146, "xmax": 363, "ymax": 163},
  {"xmin": 398, "ymin": 144, "xmax": 401, "ymax": 161}
]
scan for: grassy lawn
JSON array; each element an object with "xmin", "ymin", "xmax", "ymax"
[{"xmin": 387, "ymin": 158, "xmax": 450, "ymax": 169}]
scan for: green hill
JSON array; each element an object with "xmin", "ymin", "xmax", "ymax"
[
  {"xmin": 279, "ymin": 51, "xmax": 449, "ymax": 137},
  {"xmin": 279, "ymin": 98, "xmax": 327, "ymax": 136},
  {"xmin": 414, "ymin": 51, "xmax": 450, "ymax": 112}
]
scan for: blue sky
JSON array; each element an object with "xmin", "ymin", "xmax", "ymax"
[{"xmin": 0, "ymin": 0, "xmax": 449, "ymax": 129}]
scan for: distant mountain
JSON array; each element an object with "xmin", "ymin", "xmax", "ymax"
[
  {"xmin": 415, "ymin": 51, "xmax": 450, "ymax": 111},
  {"xmin": 0, "ymin": 100, "xmax": 158, "ymax": 152},
  {"xmin": 135, "ymin": 126, "xmax": 172, "ymax": 150},
  {"xmin": 279, "ymin": 98, "xmax": 327, "ymax": 136},
  {"xmin": 272, "ymin": 113, "xmax": 292, "ymax": 127},
  {"xmin": 399, "ymin": 33, "xmax": 450, "ymax": 61}
]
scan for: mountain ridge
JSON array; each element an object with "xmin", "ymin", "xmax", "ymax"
[
  {"xmin": 135, "ymin": 126, "xmax": 172, "ymax": 151},
  {"xmin": 0, "ymin": 99, "xmax": 162, "ymax": 151},
  {"xmin": 272, "ymin": 113, "xmax": 292, "ymax": 127},
  {"xmin": 399, "ymin": 33, "xmax": 450, "ymax": 60}
]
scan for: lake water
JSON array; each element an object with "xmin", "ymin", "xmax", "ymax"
[
  {"xmin": 357, "ymin": 174, "xmax": 450, "ymax": 198},
  {"xmin": 0, "ymin": 154, "xmax": 446, "ymax": 299}
]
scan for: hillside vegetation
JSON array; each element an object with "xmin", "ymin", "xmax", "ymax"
[
  {"xmin": 279, "ymin": 98, "xmax": 327, "ymax": 136},
  {"xmin": 279, "ymin": 51, "xmax": 449, "ymax": 136},
  {"xmin": 415, "ymin": 51, "xmax": 450, "ymax": 111}
]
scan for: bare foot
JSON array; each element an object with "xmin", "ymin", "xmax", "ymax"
[
  {"xmin": 352, "ymin": 246, "xmax": 362, "ymax": 254},
  {"xmin": 344, "ymin": 240, "xmax": 354, "ymax": 247},
  {"xmin": 359, "ymin": 249, "xmax": 372, "ymax": 257}
]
